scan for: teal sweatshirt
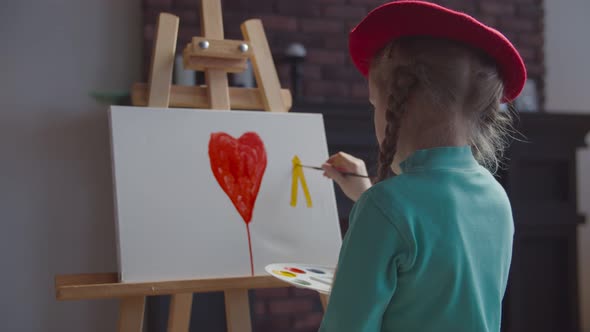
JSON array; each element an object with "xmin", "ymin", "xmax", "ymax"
[{"xmin": 319, "ymin": 146, "xmax": 514, "ymax": 332}]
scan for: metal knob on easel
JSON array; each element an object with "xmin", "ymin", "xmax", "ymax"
[
  {"xmin": 238, "ymin": 43, "xmax": 249, "ymax": 53},
  {"xmin": 198, "ymin": 40, "xmax": 210, "ymax": 49}
]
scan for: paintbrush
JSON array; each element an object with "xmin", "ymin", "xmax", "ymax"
[{"xmin": 297, "ymin": 164, "xmax": 370, "ymax": 178}]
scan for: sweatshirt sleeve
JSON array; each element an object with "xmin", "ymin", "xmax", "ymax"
[{"xmin": 319, "ymin": 191, "xmax": 411, "ymax": 332}]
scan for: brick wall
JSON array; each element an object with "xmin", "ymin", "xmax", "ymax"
[
  {"xmin": 253, "ymin": 288, "xmax": 324, "ymax": 332},
  {"xmin": 141, "ymin": 0, "xmax": 545, "ymax": 331},
  {"xmin": 143, "ymin": 0, "xmax": 544, "ymax": 107}
]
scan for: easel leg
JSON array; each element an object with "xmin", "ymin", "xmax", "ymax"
[
  {"xmin": 147, "ymin": 13, "xmax": 179, "ymax": 108},
  {"xmin": 241, "ymin": 19, "xmax": 286, "ymax": 112},
  {"xmin": 319, "ymin": 293, "xmax": 329, "ymax": 311},
  {"xmin": 206, "ymin": 70, "xmax": 231, "ymax": 109},
  {"xmin": 201, "ymin": 0, "xmax": 231, "ymax": 110},
  {"xmin": 224, "ymin": 289, "xmax": 252, "ymax": 332},
  {"xmin": 167, "ymin": 293, "xmax": 193, "ymax": 332},
  {"xmin": 118, "ymin": 296, "xmax": 146, "ymax": 332}
]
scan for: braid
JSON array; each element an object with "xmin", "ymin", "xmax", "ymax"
[{"xmin": 377, "ymin": 66, "xmax": 418, "ymax": 182}]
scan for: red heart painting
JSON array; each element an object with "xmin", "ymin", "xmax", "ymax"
[
  {"xmin": 208, "ymin": 131, "xmax": 267, "ymax": 275},
  {"xmin": 208, "ymin": 132, "xmax": 267, "ymax": 222}
]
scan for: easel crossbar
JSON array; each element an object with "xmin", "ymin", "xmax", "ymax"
[
  {"xmin": 131, "ymin": 83, "xmax": 292, "ymax": 110},
  {"xmin": 55, "ymin": 273, "xmax": 287, "ymax": 301}
]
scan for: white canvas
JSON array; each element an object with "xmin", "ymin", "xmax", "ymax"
[{"xmin": 108, "ymin": 106, "xmax": 342, "ymax": 282}]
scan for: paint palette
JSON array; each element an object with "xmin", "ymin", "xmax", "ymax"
[{"xmin": 265, "ymin": 263, "xmax": 335, "ymax": 294}]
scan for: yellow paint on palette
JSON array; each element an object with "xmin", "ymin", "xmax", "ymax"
[
  {"xmin": 290, "ymin": 155, "xmax": 313, "ymax": 208},
  {"xmin": 273, "ymin": 270, "xmax": 296, "ymax": 278}
]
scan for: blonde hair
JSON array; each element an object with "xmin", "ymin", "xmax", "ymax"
[{"xmin": 370, "ymin": 37, "xmax": 514, "ymax": 181}]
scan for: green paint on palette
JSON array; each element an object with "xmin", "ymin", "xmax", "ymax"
[{"xmin": 293, "ymin": 279, "xmax": 311, "ymax": 286}]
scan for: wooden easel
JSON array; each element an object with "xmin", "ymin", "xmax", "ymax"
[{"xmin": 55, "ymin": 1, "xmax": 328, "ymax": 331}]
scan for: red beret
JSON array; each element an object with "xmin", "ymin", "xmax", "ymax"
[{"xmin": 349, "ymin": 1, "xmax": 527, "ymax": 102}]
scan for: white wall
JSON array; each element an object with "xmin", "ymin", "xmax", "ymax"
[
  {"xmin": 544, "ymin": 0, "xmax": 590, "ymax": 331},
  {"xmin": 0, "ymin": 0, "xmax": 141, "ymax": 330}
]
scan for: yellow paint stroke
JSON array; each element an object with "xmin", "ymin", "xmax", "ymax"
[
  {"xmin": 290, "ymin": 156, "xmax": 299, "ymax": 207},
  {"xmin": 291, "ymin": 155, "xmax": 313, "ymax": 208}
]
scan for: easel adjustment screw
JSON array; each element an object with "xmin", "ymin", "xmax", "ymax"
[
  {"xmin": 239, "ymin": 43, "xmax": 249, "ymax": 53},
  {"xmin": 198, "ymin": 40, "xmax": 210, "ymax": 49}
]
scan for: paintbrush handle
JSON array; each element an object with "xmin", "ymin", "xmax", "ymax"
[
  {"xmin": 340, "ymin": 172, "xmax": 370, "ymax": 178},
  {"xmin": 299, "ymin": 164, "xmax": 324, "ymax": 171},
  {"xmin": 299, "ymin": 164, "xmax": 370, "ymax": 178}
]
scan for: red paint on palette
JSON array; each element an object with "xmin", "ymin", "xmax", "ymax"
[
  {"xmin": 208, "ymin": 131, "xmax": 267, "ymax": 276},
  {"xmin": 285, "ymin": 267, "xmax": 306, "ymax": 274}
]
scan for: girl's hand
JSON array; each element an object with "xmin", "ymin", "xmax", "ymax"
[{"xmin": 322, "ymin": 152, "xmax": 372, "ymax": 202}]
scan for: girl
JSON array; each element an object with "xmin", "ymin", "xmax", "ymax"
[{"xmin": 318, "ymin": 1, "xmax": 526, "ymax": 332}]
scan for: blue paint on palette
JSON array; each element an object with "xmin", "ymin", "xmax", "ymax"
[{"xmin": 307, "ymin": 268, "xmax": 325, "ymax": 274}]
